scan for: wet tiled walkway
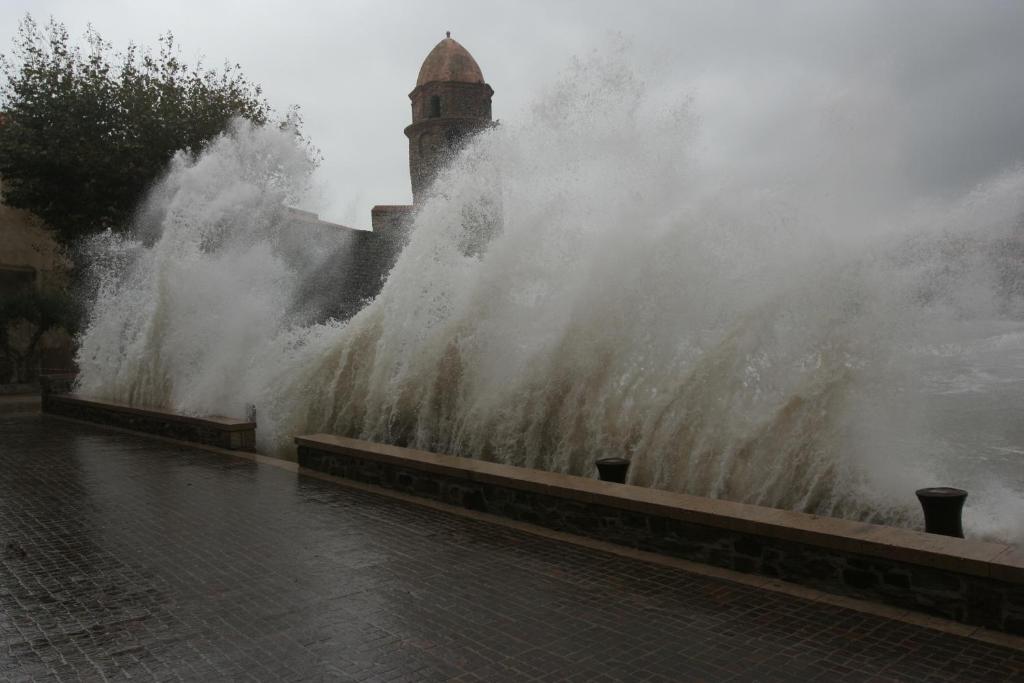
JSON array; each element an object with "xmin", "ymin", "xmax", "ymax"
[{"xmin": 2, "ymin": 415, "xmax": 1023, "ymax": 682}]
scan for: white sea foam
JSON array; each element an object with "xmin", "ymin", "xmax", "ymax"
[{"xmin": 75, "ymin": 54, "xmax": 1024, "ymax": 542}]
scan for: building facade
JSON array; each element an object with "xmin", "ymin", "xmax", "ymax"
[{"xmin": 0, "ymin": 177, "xmax": 74, "ymax": 385}]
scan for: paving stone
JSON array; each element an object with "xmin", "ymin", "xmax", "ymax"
[{"xmin": 2, "ymin": 414, "xmax": 1024, "ymax": 681}]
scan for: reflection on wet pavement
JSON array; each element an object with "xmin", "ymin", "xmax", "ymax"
[{"xmin": 2, "ymin": 415, "xmax": 1023, "ymax": 681}]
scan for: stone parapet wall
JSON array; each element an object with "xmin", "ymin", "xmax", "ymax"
[
  {"xmin": 44, "ymin": 394, "xmax": 255, "ymax": 451},
  {"xmin": 296, "ymin": 433, "xmax": 1024, "ymax": 635},
  {"xmin": 370, "ymin": 205, "xmax": 414, "ymax": 239}
]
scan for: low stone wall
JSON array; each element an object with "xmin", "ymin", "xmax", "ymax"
[
  {"xmin": 44, "ymin": 394, "xmax": 255, "ymax": 451},
  {"xmin": 296, "ymin": 433, "xmax": 1024, "ymax": 635}
]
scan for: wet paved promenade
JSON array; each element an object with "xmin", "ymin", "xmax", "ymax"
[{"xmin": 2, "ymin": 415, "xmax": 1024, "ymax": 682}]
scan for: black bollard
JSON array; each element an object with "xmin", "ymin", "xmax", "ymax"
[
  {"xmin": 915, "ymin": 487, "xmax": 967, "ymax": 538},
  {"xmin": 595, "ymin": 457, "xmax": 630, "ymax": 484}
]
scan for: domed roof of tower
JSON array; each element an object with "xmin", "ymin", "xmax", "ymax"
[{"xmin": 416, "ymin": 33, "xmax": 485, "ymax": 87}]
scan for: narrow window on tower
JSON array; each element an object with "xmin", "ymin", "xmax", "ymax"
[{"xmin": 429, "ymin": 95, "xmax": 441, "ymax": 118}]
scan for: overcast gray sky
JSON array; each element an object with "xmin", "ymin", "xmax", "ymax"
[{"xmin": 2, "ymin": 0, "xmax": 1023, "ymax": 229}]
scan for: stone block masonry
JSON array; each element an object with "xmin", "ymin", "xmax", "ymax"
[{"xmin": 296, "ymin": 433, "xmax": 1024, "ymax": 635}]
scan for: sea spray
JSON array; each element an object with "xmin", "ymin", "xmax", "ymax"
[
  {"xmin": 75, "ymin": 120, "xmax": 325, "ymax": 412},
  {"xmin": 76, "ymin": 55, "xmax": 1024, "ymax": 542}
]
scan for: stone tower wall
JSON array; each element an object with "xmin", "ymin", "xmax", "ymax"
[
  {"xmin": 405, "ymin": 81, "xmax": 493, "ymax": 203},
  {"xmin": 410, "ymin": 82, "xmax": 493, "ymax": 121}
]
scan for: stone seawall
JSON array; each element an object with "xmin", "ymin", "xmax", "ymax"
[
  {"xmin": 296, "ymin": 433, "xmax": 1024, "ymax": 635},
  {"xmin": 44, "ymin": 393, "xmax": 255, "ymax": 451}
]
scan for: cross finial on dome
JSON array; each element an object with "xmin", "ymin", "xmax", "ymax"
[{"xmin": 446, "ymin": 31, "xmax": 451, "ymax": 38}]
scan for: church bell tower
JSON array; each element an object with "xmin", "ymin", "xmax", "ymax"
[{"xmin": 405, "ymin": 32, "xmax": 494, "ymax": 204}]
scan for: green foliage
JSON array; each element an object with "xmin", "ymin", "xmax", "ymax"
[
  {"xmin": 0, "ymin": 285, "xmax": 78, "ymax": 383},
  {"xmin": 0, "ymin": 15, "xmax": 306, "ymax": 242}
]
